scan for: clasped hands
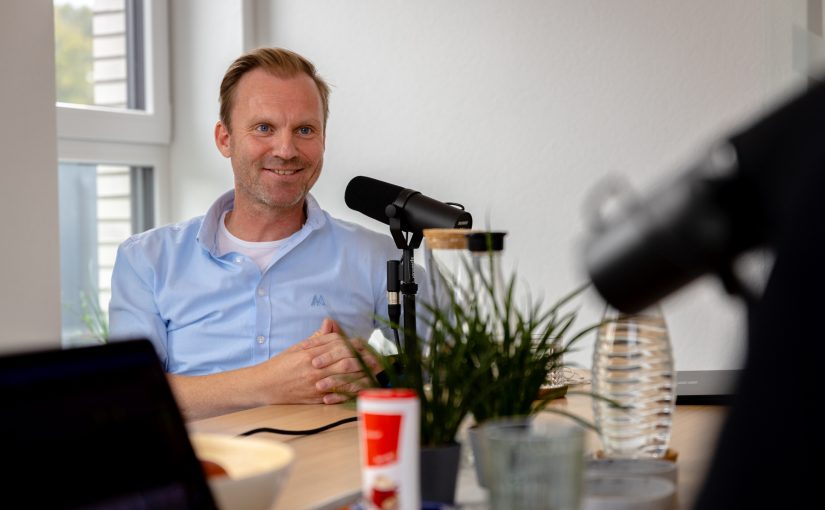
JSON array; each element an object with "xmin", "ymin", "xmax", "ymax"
[{"xmin": 269, "ymin": 318, "xmax": 381, "ymax": 404}]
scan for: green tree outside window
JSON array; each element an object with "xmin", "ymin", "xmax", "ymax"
[{"xmin": 54, "ymin": 3, "xmax": 93, "ymax": 105}]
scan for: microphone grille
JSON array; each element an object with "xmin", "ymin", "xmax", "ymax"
[{"xmin": 345, "ymin": 176, "xmax": 404, "ymax": 224}]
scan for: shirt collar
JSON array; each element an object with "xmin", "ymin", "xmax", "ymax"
[{"xmin": 197, "ymin": 190, "xmax": 327, "ymax": 255}]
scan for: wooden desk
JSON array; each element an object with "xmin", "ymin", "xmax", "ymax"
[
  {"xmin": 189, "ymin": 391, "xmax": 728, "ymax": 510},
  {"xmin": 189, "ymin": 404, "xmax": 362, "ymax": 510}
]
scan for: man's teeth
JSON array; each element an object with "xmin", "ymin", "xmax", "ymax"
[{"xmin": 269, "ymin": 168, "xmax": 298, "ymax": 175}]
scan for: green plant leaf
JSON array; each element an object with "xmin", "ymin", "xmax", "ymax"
[{"xmin": 338, "ymin": 244, "xmax": 610, "ymax": 446}]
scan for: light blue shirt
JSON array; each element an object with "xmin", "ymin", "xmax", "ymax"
[{"xmin": 109, "ymin": 190, "xmax": 410, "ymax": 375}]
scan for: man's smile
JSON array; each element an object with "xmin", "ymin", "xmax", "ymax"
[{"xmin": 265, "ymin": 168, "xmax": 301, "ymax": 175}]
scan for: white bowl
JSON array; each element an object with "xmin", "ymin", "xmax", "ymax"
[{"xmin": 189, "ymin": 432, "xmax": 294, "ymax": 510}]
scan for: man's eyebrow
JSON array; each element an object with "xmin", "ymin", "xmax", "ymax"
[
  {"xmin": 245, "ymin": 116, "xmax": 322, "ymax": 127},
  {"xmin": 295, "ymin": 117, "xmax": 323, "ymax": 126},
  {"xmin": 246, "ymin": 115, "xmax": 272, "ymax": 125}
]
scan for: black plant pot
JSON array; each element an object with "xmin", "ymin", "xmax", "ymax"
[{"xmin": 420, "ymin": 442, "xmax": 461, "ymax": 504}]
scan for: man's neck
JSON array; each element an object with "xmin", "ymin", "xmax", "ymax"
[{"xmin": 224, "ymin": 198, "xmax": 307, "ymax": 242}]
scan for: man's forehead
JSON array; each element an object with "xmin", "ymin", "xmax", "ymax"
[
  {"xmin": 233, "ymin": 69, "xmax": 323, "ymax": 116},
  {"xmin": 237, "ymin": 69, "xmax": 318, "ymax": 97}
]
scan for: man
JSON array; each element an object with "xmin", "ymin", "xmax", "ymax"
[{"xmin": 109, "ymin": 48, "xmax": 402, "ymax": 420}]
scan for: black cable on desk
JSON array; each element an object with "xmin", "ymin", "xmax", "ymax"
[{"xmin": 238, "ymin": 416, "xmax": 358, "ymax": 437}]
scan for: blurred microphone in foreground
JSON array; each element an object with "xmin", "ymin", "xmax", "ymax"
[
  {"xmin": 583, "ymin": 77, "xmax": 825, "ymax": 508},
  {"xmin": 585, "ymin": 77, "xmax": 825, "ymax": 313}
]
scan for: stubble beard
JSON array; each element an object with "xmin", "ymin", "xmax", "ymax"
[{"xmin": 239, "ymin": 157, "xmax": 323, "ymax": 212}]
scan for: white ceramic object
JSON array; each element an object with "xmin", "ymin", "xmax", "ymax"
[
  {"xmin": 189, "ymin": 432, "xmax": 294, "ymax": 510},
  {"xmin": 582, "ymin": 475, "xmax": 676, "ymax": 510}
]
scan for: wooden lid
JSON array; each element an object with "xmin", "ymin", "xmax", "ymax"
[{"xmin": 423, "ymin": 228, "xmax": 476, "ymax": 250}]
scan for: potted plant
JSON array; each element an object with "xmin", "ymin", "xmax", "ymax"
[
  {"xmin": 458, "ymin": 262, "xmax": 600, "ymax": 487},
  {"xmin": 349, "ymin": 234, "xmax": 601, "ymax": 502},
  {"xmin": 352, "ymin": 283, "xmax": 499, "ymax": 504},
  {"xmin": 430, "ymin": 230, "xmax": 600, "ymax": 422}
]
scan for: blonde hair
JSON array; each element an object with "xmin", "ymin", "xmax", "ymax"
[{"xmin": 219, "ymin": 47, "xmax": 330, "ymax": 132}]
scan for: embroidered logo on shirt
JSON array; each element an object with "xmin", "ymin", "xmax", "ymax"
[{"xmin": 310, "ymin": 294, "xmax": 327, "ymax": 307}]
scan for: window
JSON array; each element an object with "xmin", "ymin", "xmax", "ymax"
[
  {"xmin": 55, "ymin": 0, "xmax": 169, "ymax": 144},
  {"xmin": 59, "ymin": 163, "xmax": 154, "ymax": 344},
  {"xmin": 55, "ymin": 0, "xmax": 144, "ymax": 109},
  {"xmin": 54, "ymin": 0, "xmax": 169, "ymax": 345}
]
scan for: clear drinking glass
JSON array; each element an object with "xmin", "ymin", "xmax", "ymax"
[{"xmin": 486, "ymin": 419, "xmax": 584, "ymax": 510}]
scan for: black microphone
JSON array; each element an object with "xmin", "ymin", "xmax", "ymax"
[{"xmin": 345, "ymin": 176, "xmax": 472, "ymax": 233}]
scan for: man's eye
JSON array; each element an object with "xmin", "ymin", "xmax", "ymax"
[
  {"xmin": 298, "ymin": 127, "xmax": 313, "ymax": 135},
  {"xmin": 256, "ymin": 124, "xmax": 270, "ymax": 133}
]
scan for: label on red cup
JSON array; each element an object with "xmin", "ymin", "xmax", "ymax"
[{"xmin": 358, "ymin": 388, "xmax": 420, "ymax": 510}]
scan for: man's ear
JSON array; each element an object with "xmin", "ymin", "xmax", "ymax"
[{"xmin": 214, "ymin": 121, "xmax": 231, "ymax": 158}]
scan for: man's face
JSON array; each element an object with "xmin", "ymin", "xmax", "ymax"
[{"xmin": 215, "ymin": 68, "xmax": 325, "ymax": 212}]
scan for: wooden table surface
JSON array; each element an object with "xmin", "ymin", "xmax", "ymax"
[
  {"xmin": 189, "ymin": 404, "xmax": 362, "ymax": 510},
  {"xmin": 188, "ymin": 386, "xmax": 729, "ymax": 509}
]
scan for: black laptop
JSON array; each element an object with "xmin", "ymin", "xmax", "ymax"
[
  {"xmin": 0, "ymin": 339, "xmax": 218, "ymax": 509},
  {"xmin": 675, "ymin": 369, "xmax": 741, "ymax": 405}
]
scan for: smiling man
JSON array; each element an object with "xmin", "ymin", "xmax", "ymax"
[{"xmin": 108, "ymin": 48, "xmax": 402, "ymax": 420}]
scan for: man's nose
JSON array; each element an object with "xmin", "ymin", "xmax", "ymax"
[{"xmin": 269, "ymin": 132, "xmax": 299, "ymax": 159}]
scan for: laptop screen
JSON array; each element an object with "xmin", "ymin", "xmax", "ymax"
[{"xmin": 0, "ymin": 339, "xmax": 217, "ymax": 509}]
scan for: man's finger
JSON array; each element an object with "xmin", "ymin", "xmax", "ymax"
[
  {"xmin": 312, "ymin": 318, "xmax": 334, "ymax": 337},
  {"xmin": 301, "ymin": 331, "xmax": 344, "ymax": 350},
  {"xmin": 310, "ymin": 339, "xmax": 372, "ymax": 370},
  {"xmin": 323, "ymin": 392, "xmax": 349, "ymax": 405},
  {"xmin": 304, "ymin": 318, "xmax": 347, "ymax": 347},
  {"xmin": 319, "ymin": 375, "xmax": 372, "ymax": 403},
  {"xmin": 326, "ymin": 318, "xmax": 343, "ymax": 334},
  {"xmin": 315, "ymin": 367, "xmax": 367, "ymax": 392}
]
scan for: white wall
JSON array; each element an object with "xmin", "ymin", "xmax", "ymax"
[
  {"xmin": 260, "ymin": 0, "xmax": 808, "ymax": 371},
  {"xmin": 0, "ymin": 0, "xmax": 62, "ymax": 353},
  {"xmin": 166, "ymin": 0, "xmax": 247, "ymax": 223},
  {"xmin": 168, "ymin": 0, "xmax": 810, "ymax": 371}
]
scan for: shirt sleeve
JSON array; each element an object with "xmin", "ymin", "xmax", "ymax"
[{"xmin": 108, "ymin": 241, "xmax": 170, "ymax": 370}]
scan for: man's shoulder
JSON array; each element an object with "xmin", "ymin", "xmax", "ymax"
[
  {"xmin": 119, "ymin": 216, "xmax": 204, "ymax": 253},
  {"xmin": 322, "ymin": 213, "xmax": 397, "ymax": 251}
]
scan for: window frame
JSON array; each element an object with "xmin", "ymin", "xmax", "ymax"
[
  {"xmin": 57, "ymin": 139, "xmax": 169, "ymax": 224},
  {"xmin": 56, "ymin": 0, "xmax": 170, "ymax": 146},
  {"xmin": 57, "ymin": 139, "xmax": 168, "ymax": 345},
  {"xmin": 54, "ymin": 0, "xmax": 169, "ymax": 345}
]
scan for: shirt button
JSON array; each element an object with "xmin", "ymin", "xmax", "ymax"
[
  {"xmin": 257, "ymin": 288, "xmax": 266, "ymax": 297},
  {"xmin": 256, "ymin": 335, "xmax": 265, "ymax": 344}
]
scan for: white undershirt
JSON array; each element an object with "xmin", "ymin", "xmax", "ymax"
[{"xmin": 217, "ymin": 211, "xmax": 285, "ymax": 272}]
